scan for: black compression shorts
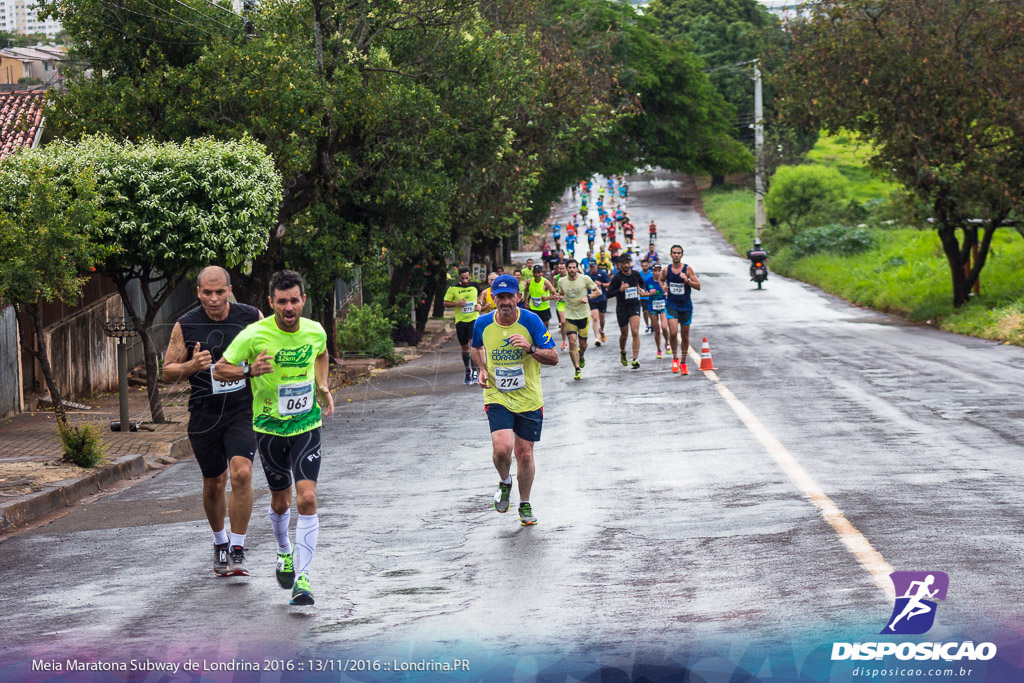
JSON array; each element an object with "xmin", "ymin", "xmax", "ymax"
[{"xmin": 256, "ymin": 429, "xmax": 323, "ymax": 491}]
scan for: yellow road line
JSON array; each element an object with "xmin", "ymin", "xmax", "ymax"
[{"xmin": 687, "ymin": 347, "xmax": 896, "ymax": 601}]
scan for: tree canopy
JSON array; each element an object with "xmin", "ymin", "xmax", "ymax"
[
  {"xmin": 20, "ymin": 135, "xmax": 282, "ymax": 421},
  {"xmin": 39, "ymin": 0, "xmax": 749, "ymax": 339},
  {"xmin": 777, "ymin": 0, "xmax": 1024, "ymax": 307}
]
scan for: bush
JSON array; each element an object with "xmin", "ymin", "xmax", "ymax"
[
  {"xmin": 391, "ymin": 324, "xmax": 422, "ymax": 347},
  {"xmin": 766, "ymin": 165, "xmax": 851, "ymax": 236},
  {"xmin": 336, "ymin": 304, "xmax": 397, "ymax": 359},
  {"xmin": 57, "ymin": 421, "xmax": 105, "ymax": 468},
  {"xmin": 791, "ymin": 224, "xmax": 876, "ymax": 259}
]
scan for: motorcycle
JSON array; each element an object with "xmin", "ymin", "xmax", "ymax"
[{"xmin": 748, "ymin": 248, "xmax": 768, "ymax": 289}]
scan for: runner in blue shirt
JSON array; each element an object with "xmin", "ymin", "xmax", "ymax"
[
  {"xmin": 646, "ymin": 263, "xmax": 669, "ymax": 358},
  {"xmin": 585, "ymin": 225, "xmax": 596, "ymax": 250},
  {"xmin": 565, "ymin": 231, "xmax": 577, "ymax": 257}
]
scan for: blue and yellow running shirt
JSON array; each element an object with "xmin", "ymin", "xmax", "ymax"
[{"xmin": 471, "ymin": 309, "xmax": 555, "ymax": 413}]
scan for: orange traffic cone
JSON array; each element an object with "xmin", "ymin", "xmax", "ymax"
[{"xmin": 699, "ymin": 336, "xmax": 716, "ymax": 371}]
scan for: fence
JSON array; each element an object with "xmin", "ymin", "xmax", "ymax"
[
  {"xmin": 0, "ymin": 305, "xmax": 20, "ymax": 418},
  {"xmin": 39, "ymin": 275, "xmax": 196, "ymax": 402}
]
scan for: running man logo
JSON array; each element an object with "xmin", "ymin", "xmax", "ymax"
[
  {"xmin": 881, "ymin": 571, "xmax": 949, "ymax": 635},
  {"xmin": 274, "ymin": 344, "xmax": 314, "ymax": 367}
]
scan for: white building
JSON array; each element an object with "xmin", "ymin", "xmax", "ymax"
[{"xmin": 0, "ymin": 0, "xmax": 62, "ymax": 40}]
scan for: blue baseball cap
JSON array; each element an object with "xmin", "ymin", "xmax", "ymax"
[{"xmin": 491, "ymin": 274, "xmax": 521, "ymax": 295}]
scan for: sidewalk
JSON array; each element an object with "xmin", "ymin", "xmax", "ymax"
[{"xmin": 0, "ymin": 317, "xmax": 455, "ymax": 534}]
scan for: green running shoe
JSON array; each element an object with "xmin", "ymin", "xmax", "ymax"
[
  {"xmin": 620, "ymin": 352, "xmax": 628, "ymax": 366},
  {"xmin": 518, "ymin": 502, "xmax": 537, "ymax": 526},
  {"xmin": 276, "ymin": 551, "xmax": 295, "ymax": 589},
  {"xmin": 631, "ymin": 359, "xmax": 640, "ymax": 369},
  {"xmin": 290, "ymin": 573, "xmax": 314, "ymax": 606},
  {"xmin": 578, "ymin": 350, "xmax": 586, "ymax": 368},
  {"xmin": 494, "ymin": 481, "xmax": 512, "ymax": 513},
  {"xmin": 573, "ymin": 368, "xmax": 582, "ymax": 381}
]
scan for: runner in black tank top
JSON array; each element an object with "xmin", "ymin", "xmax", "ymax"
[{"xmin": 162, "ymin": 266, "xmax": 262, "ymax": 577}]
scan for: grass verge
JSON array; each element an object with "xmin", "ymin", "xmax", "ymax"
[{"xmin": 702, "ymin": 185, "xmax": 1024, "ymax": 346}]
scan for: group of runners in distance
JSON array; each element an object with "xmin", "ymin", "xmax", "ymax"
[{"xmin": 444, "ymin": 174, "xmax": 702, "ymax": 528}]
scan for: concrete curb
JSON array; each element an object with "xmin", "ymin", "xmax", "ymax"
[{"xmin": 0, "ymin": 453, "xmax": 146, "ymax": 532}]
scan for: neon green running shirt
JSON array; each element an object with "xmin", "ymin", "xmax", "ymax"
[
  {"xmin": 444, "ymin": 285, "xmax": 480, "ymax": 324},
  {"xmin": 222, "ymin": 317, "xmax": 327, "ymax": 436}
]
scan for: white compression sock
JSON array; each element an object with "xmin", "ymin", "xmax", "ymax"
[
  {"xmin": 268, "ymin": 507, "xmax": 292, "ymax": 553},
  {"xmin": 294, "ymin": 514, "xmax": 320, "ymax": 576}
]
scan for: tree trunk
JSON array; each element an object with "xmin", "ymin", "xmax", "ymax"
[
  {"xmin": 113, "ymin": 279, "xmax": 167, "ymax": 424},
  {"xmin": 137, "ymin": 323, "xmax": 166, "ymax": 424},
  {"xmin": 936, "ymin": 223, "xmax": 970, "ymax": 308},
  {"xmin": 26, "ymin": 303, "xmax": 67, "ymax": 425},
  {"xmin": 321, "ymin": 290, "xmax": 338, "ymax": 362}
]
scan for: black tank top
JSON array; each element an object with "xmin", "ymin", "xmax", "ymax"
[{"xmin": 178, "ymin": 302, "xmax": 261, "ymax": 421}]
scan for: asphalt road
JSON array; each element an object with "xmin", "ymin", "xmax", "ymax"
[{"xmin": 1, "ymin": 172, "xmax": 1022, "ymax": 682}]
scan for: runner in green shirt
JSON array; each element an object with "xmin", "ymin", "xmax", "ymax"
[
  {"xmin": 443, "ymin": 266, "xmax": 481, "ymax": 385},
  {"xmin": 215, "ymin": 270, "xmax": 333, "ymax": 607}
]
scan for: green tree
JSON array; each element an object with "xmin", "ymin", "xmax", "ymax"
[
  {"xmin": 778, "ymin": 0, "xmax": 1024, "ymax": 307},
  {"xmin": 647, "ymin": 0, "xmax": 817, "ymax": 177},
  {"xmin": 0, "ymin": 155, "xmax": 113, "ymax": 422},
  {"xmin": 765, "ymin": 164, "xmax": 849, "ymax": 239},
  {"xmin": 23, "ymin": 136, "xmax": 281, "ymax": 422}
]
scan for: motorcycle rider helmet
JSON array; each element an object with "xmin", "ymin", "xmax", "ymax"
[{"xmin": 753, "ymin": 238, "xmax": 762, "ymax": 249}]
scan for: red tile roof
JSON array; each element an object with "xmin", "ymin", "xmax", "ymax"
[{"xmin": 0, "ymin": 91, "xmax": 44, "ymax": 161}]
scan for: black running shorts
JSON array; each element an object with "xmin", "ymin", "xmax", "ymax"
[
  {"xmin": 188, "ymin": 414, "xmax": 256, "ymax": 479},
  {"xmin": 588, "ymin": 300, "xmax": 607, "ymax": 313},
  {"xmin": 616, "ymin": 305, "xmax": 641, "ymax": 329},
  {"xmin": 256, "ymin": 429, "xmax": 323, "ymax": 491},
  {"xmin": 532, "ymin": 307, "xmax": 552, "ymax": 325},
  {"xmin": 455, "ymin": 320, "xmax": 475, "ymax": 346}
]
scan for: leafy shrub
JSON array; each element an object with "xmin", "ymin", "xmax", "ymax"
[
  {"xmin": 336, "ymin": 304, "xmax": 396, "ymax": 359},
  {"xmin": 391, "ymin": 324, "xmax": 422, "ymax": 347},
  {"xmin": 57, "ymin": 421, "xmax": 105, "ymax": 468},
  {"xmin": 791, "ymin": 224, "xmax": 876, "ymax": 259},
  {"xmin": 766, "ymin": 165, "xmax": 851, "ymax": 236}
]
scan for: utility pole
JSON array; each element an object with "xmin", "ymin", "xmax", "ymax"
[{"xmin": 753, "ymin": 60, "xmax": 766, "ymax": 239}]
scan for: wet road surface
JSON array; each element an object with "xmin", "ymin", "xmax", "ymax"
[{"xmin": 1, "ymin": 173, "xmax": 1022, "ymax": 679}]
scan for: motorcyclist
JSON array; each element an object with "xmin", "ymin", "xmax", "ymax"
[{"xmin": 747, "ymin": 238, "xmax": 769, "ymax": 281}]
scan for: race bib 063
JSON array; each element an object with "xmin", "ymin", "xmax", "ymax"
[{"xmin": 278, "ymin": 381, "xmax": 314, "ymax": 416}]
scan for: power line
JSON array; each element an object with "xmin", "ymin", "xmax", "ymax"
[{"xmin": 99, "ymin": 0, "xmax": 219, "ymax": 38}]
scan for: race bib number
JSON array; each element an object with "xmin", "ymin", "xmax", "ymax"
[
  {"xmin": 210, "ymin": 364, "xmax": 245, "ymax": 395},
  {"xmin": 624, "ymin": 286, "xmax": 639, "ymax": 300},
  {"xmin": 669, "ymin": 282, "xmax": 686, "ymax": 295},
  {"xmin": 532, "ymin": 296, "xmax": 545, "ymax": 308},
  {"xmin": 461, "ymin": 302, "xmax": 476, "ymax": 314},
  {"xmin": 278, "ymin": 381, "xmax": 314, "ymax": 416},
  {"xmin": 652, "ymin": 299, "xmax": 666, "ymax": 311},
  {"xmin": 494, "ymin": 365, "xmax": 525, "ymax": 392}
]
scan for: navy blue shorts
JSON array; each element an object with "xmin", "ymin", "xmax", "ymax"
[
  {"xmin": 666, "ymin": 306, "xmax": 693, "ymax": 325},
  {"xmin": 485, "ymin": 404, "xmax": 543, "ymax": 443}
]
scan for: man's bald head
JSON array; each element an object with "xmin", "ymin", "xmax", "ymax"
[{"xmin": 197, "ymin": 266, "xmax": 231, "ymax": 289}]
